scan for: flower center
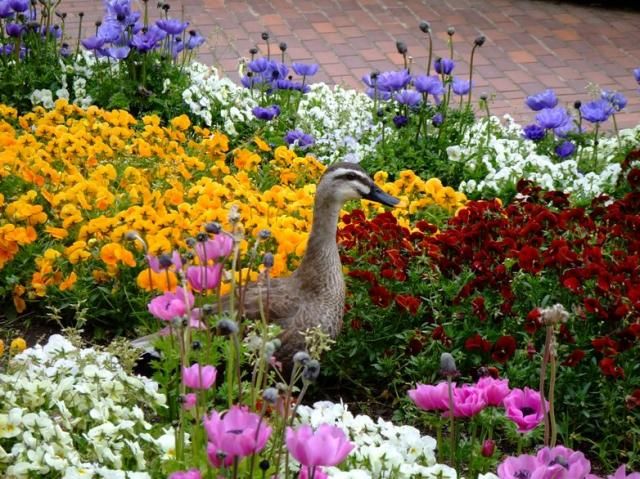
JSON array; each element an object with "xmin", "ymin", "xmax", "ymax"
[
  {"xmin": 520, "ymin": 406, "xmax": 535, "ymax": 416},
  {"xmin": 514, "ymin": 471, "xmax": 531, "ymax": 479}
]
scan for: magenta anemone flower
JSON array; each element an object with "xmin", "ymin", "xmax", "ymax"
[
  {"xmin": 169, "ymin": 470, "xmax": 202, "ymax": 479},
  {"xmin": 286, "ymin": 424, "xmax": 354, "ymax": 467},
  {"xmin": 186, "ymin": 263, "xmax": 224, "ymax": 291},
  {"xmin": 182, "ymin": 393, "xmax": 197, "ymax": 410},
  {"xmin": 299, "ymin": 466, "xmax": 329, "ymax": 479},
  {"xmin": 503, "ymin": 387, "xmax": 547, "ymax": 433},
  {"xmin": 204, "ymin": 406, "xmax": 272, "ymax": 462},
  {"xmin": 536, "ymin": 446, "xmax": 591, "ymax": 478},
  {"xmin": 408, "ymin": 382, "xmax": 451, "ymax": 411},
  {"xmin": 497, "ymin": 454, "xmax": 542, "ymax": 479},
  {"xmin": 147, "ymin": 287, "xmax": 194, "ymax": 322},
  {"xmin": 194, "ymin": 234, "xmax": 233, "ymax": 263},
  {"xmin": 448, "ymin": 385, "xmax": 487, "ymax": 417},
  {"xmin": 603, "ymin": 465, "xmax": 640, "ymax": 479},
  {"xmin": 182, "ymin": 363, "xmax": 217, "ymax": 390},
  {"xmin": 476, "ymin": 376, "xmax": 510, "ymax": 406}
]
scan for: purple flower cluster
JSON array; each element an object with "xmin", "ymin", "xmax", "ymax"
[
  {"xmin": 242, "ymin": 57, "xmax": 318, "ymax": 93},
  {"xmin": 362, "ymin": 67, "xmax": 452, "ymax": 107},
  {"xmin": 81, "ymin": 0, "xmax": 204, "ymax": 59},
  {"xmin": 522, "ymin": 88, "xmax": 577, "ymax": 154},
  {"xmin": 284, "ymin": 129, "xmax": 315, "ymax": 148}
]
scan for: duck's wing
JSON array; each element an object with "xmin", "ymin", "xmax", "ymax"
[{"xmin": 233, "ymin": 277, "xmax": 302, "ymax": 325}]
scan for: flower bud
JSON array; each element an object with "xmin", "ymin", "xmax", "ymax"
[
  {"xmin": 202, "ymin": 303, "xmax": 214, "ymax": 314},
  {"xmin": 228, "ymin": 205, "xmax": 241, "ymax": 224},
  {"xmin": 419, "ymin": 21, "xmax": 431, "ymax": 33},
  {"xmin": 474, "ymin": 35, "xmax": 486, "ymax": 47},
  {"xmin": 440, "ymin": 352, "xmax": 458, "ymax": 377},
  {"xmin": 302, "ymin": 359, "xmax": 321, "ymax": 383},
  {"xmin": 249, "ymin": 47, "xmax": 258, "ymax": 55},
  {"xmin": 396, "ymin": 41, "xmax": 407, "ymax": 55},
  {"xmin": 205, "ymin": 222, "xmax": 222, "ymax": 234},
  {"xmin": 293, "ymin": 351, "xmax": 310, "ymax": 366},
  {"xmin": 259, "ymin": 460, "xmax": 270, "ymax": 471},
  {"xmin": 261, "ymin": 32, "xmax": 269, "ymax": 41},
  {"xmin": 192, "ymin": 340, "xmax": 202, "ymax": 350},
  {"xmin": 574, "ymin": 100, "xmax": 582, "ymax": 109},
  {"xmin": 124, "ymin": 230, "xmax": 140, "ymax": 241},
  {"xmin": 158, "ymin": 253, "xmax": 173, "ymax": 269},
  {"xmin": 481, "ymin": 439, "xmax": 495, "ymax": 457},
  {"xmin": 480, "ymin": 92, "xmax": 488, "ymax": 101},
  {"xmin": 263, "ymin": 252, "xmax": 274, "ymax": 268},
  {"xmin": 271, "ymin": 338, "xmax": 281, "ymax": 350},
  {"xmin": 262, "ymin": 387, "xmax": 279, "ymax": 404},
  {"xmin": 185, "ymin": 237, "xmax": 197, "ymax": 248},
  {"xmin": 217, "ymin": 318, "xmax": 239, "ymax": 336},
  {"xmin": 279, "ymin": 42, "xmax": 287, "ymax": 51},
  {"xmin": 258, "ymin": 229, "xmax": 271, "ymax": 240},
  {"xmin": 196, "ymin": 232, "xmax": 208, "ymax": 242},
  {"xmin": 447, "ymin": 26, "xmax": 455, "ymax": 36}
]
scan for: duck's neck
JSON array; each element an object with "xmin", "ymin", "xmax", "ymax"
[{"xmin": 294, "ymin": 195, "xmax": 342, "ymax": 287}]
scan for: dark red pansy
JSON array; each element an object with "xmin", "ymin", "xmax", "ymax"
[
  {"xmin": 407, "ymin": 331, "xmax": 427, "ymax": 355},
  {"xmin": 626, "ymin": 389, "xmax": 640, "ymax": 410},
  {"xmin": 369, "ymin": 283, "xmax": 393, "ymax": 308},
  {"xmin": 471, "ymin": 296, "xmax": 487, "ymax": 321},
  {"xmin": 559, "ymin": 324, "xmax": 575, "ymax": 344},
  {"xmin": 627, "ymin": 167, "xmax": 640, "ymax": 190},
  {"xmin": 348, "ymin": 269, "xmax": 376, "ymax": 284},
  {"xmin": 491, "ymin": 335, "xmax": 517, "ymax": 363},
  {"xmin": 592, "ymin": 336, "xmax": 619, "ymax": 356},
  {"xmin": 524, "ymin": 308, "xmax": 542, "ymax": 335},
  {"xmin": 562, "ymin": 349, "xmax": 585, "ymax": 367},
  {"xmin": 599, "ymin": 357, "xmax": 624, "ymax": 379},
  {"xmin": 464, "ymin": 333, "xmax": 492, "ymax": 354},
  {"xmin": 432, "ymin": 325, "xmax": 452, "ymax": 347},
  {"xmin": 395, "ymin": 294, "xmax": 421, "ymax": 315},
  {"xmin": 518, "ymin": 245, "xmax": 542, "ymax": 274}
]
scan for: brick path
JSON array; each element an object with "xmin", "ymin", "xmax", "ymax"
[{"xmin": 66, "ymin": 0, "xmax": 640, "ymax": 128}]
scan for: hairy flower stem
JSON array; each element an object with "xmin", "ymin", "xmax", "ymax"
[
  {"xmin": 592, "ymin": 123, "xmax": 600, "ymax": 171},
  {"xmin": 75, "ymin": 14, "xmax": 83, "ymax": 56},
  {"xmin": 447, "ymin": 376, "xmax": 456, "ymax": 472},
  {"xmin": 466, "ymin": 44, "xmax": 479, "ymax": 109},
  {"xmin": 612, "ymin": 114, "xmax": 622, "ymax": 151},
  {"xmin": 426, "ymin": 32, "xmax": 433, "ymax": 75},
  {"xmin": 549, "ymin": 343, "xmax": 558, "ymax": 447},
  {"xmin": 540, "ymin": 325, "xmax": 552, "ymax": 446}
]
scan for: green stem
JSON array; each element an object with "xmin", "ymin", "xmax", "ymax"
[
  {"xmin": 592, "ymin": 123, "xmax": 600, "ymax": 171},
  {"xmin": 549, "ymin": 351, "xmax": 558, "ymax": 447},
  {"xmin": 447, "ymin": 377, "xmax": 456, "ymax": 472},
  {"xmin": 612, "ymin": 113, "xmax": 622, "ymax": 151}
]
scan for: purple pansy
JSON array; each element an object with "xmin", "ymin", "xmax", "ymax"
[
  {"xmin": 523, "ymin": 124, "xmax": 546, "ymax": 141},
  {"xmin": 580, "ymin": 99, "xmax": 613, "ymax": 123},
  {"xmin": 252, "ymin": 105, "xmax": 281, "ymax": 121},
  {"xmin": 536, "ymin": 107, "xmax": 572, "ymax": 130},
  {"xmin": 434, "ymin": 57, "xmax": 455, "ymax": 75},
  {"xmin": 525, "ymin": 89, "xmax": 558, "ymax": 111},
  {"xmin": 284, "ymin": 129, "xmax": 315, "ymax": 148}
]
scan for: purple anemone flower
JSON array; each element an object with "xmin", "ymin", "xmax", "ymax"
[
  {"xmin": 106, "ymin": 46, "xmax": 130, "ymax": 59},
  {"xmin": 98, "ymin": 20, "xmax": 124, "ymax": 43},
  {"xmin": 377, "ymin": 70, "xmax": 411, "ymax": 92},
  {"xmin": 5, "ymin": 22, "xmax": 23, "ymax": 37},
  {"xmin": 434, "ymin": 57, "xmax": 455, "ymax": 75},
  {"xmin": 536, "ymin": 107, "xmax": 572, "ymax": 130},
  {"xmin": 394, "ymin": 89, "xmax": 422, "ymax": 107},
  {"xmin": 525, "ymin": 89, "xmax": 558, "ymax": 111},
  {"xmin": 9, "ymin": 0, "xmax": 28, "ymax": 12},
  {"xmin": 130, "ymin": 26, "xmax": 166, "ymax": 53},
  {"xmin": 580, "ymin": 99, "xmax": 612, "ymax": 123},
  {"xmin": 393, "ymin": 115, "xmax": 408, "ymax": 128},
  {"xmin": 452, "ymin": 77, "xmax": 472, "ymax": 96},
  {"xmin": 633, "ymin": 68, "xmax": 640, "ymax": 84},
  {"xmin": 522, "ymin": 124, "xmax": 546, "ymax": 141},
  {"xmin": 284, "ymin": 129, "xmax": 315, "ymax": 148},
  {"xmin": 187, "ymin": 30, "xmax": 205, "ymax": 49},
  {"xmin": 414, "ymin": 75, "xmax": 444, "ymax": 96},
  {"xmin": 292, "ymin": 62, "xmax": 319, "ymax": 77},
  {"xmin": 555, "ymin": 141, "xmax": 576, "ymax": 158},
  {"xmin": 601, "ymin": 90, "xmax": 627, "ymax": 112},
  {"xmin": 81, "ymin": 35, "xmax": 106, "ymax": 51},
  {"xmin": 366, "ymin": 88, "xmax": 391, "ymax": 101},
  {"xmin": 106, "ymin": 0, "xmax": 132, "ymax": 18},
  {"xmin": 156, "ymin": 18, "xmax": 189, "ymax": 35},
  {"xmin": 252, "ymin": 105, "xmax": 281, "ymax": 121},
  {"xmin": 432, "ymin": 113, "xmax": 444, "ymax": 126},
  {"xmin": 60, "ymin": 43, "xmax": 72, "ymax": 57},
  {"xmin": 0, "ymin": 1, "xmax": 14, "ymax": 18}
]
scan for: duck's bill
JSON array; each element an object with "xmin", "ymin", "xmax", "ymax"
[{"xmin": 365, "ymin": 184, "xmax": 400, "ymax": 207}]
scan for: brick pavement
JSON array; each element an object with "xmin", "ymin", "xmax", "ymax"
[{"xmin": 64, "ymin": 0, "xmax": 640, "ymax": 128}]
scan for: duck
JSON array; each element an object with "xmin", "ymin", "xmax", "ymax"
[{"xmin": 132, "ymin": 162, "xmax": 399, "ymax": 364}]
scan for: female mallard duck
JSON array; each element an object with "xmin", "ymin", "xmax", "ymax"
[{"xmin": 134, "ymin": 162, "xmax": 399, "ymax": 362}]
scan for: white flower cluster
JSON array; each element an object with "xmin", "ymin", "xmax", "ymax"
[
  {"xmin": 182, "ymin": 62, "xmax": 258, "ymax": 134},
  {"xmin": 295, "ymin": 401, "xmax": 455, "ymax": 479},
  {"xmin": 296, "ymin": 83, "xmax": 383, "ymax": 164},
  {"xmin": 454, "ymin": 116, "xmax": 640, "ymax": 201},
  {"xmin": 0, "ymin": 335, "xmax": 167, "ymax": 479}
]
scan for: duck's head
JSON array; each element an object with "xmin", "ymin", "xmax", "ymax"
[{"xmin": 318, "ymin": 162, "xmax": 400, "ymax": 207}]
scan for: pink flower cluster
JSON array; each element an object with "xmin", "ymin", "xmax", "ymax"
[
  {"xmin": 408, "ymin": 377, "xmax": 548, "ymax": 432},
  {"xmin": 498, "ymin": 447, "xmax": 639, "ymax": 479}
]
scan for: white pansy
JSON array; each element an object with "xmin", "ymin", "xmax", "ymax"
[
  {"xmin": 63, "ymin": 465, "xmax": 96, "ymax": 479},
  {"xmin": 478, "ymin": 473, "xmax": 500, "ymax": 479}
]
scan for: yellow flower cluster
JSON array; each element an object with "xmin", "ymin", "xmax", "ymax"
[
  {"xmin": 0, "ymin": 100, "xmax": 466, "ymax": 310},
  {"xmin": 0, "ymin": 337, "xmax": 27, "ymax": 356}
]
